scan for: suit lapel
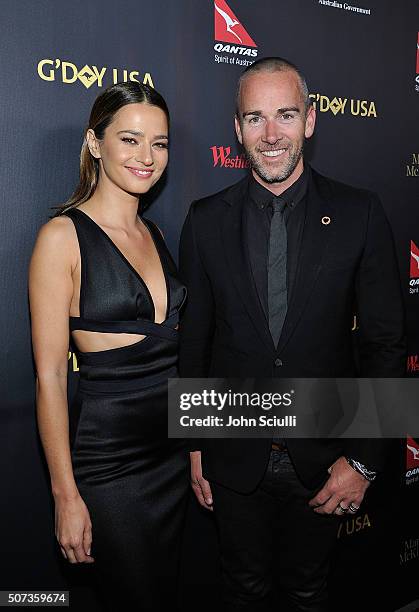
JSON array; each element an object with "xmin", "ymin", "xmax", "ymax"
[
  {"xmin": 277, "ymin": 169, "xmax": 336, "ymax": 354},
  {"xmin": 221, "ymin": 178, "xmax": 275, "ymax": 353}
]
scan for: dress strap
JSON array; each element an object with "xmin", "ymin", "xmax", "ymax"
[{"xmin": 69, "ymin": 313, "xmax": 179, "ymax": 342}]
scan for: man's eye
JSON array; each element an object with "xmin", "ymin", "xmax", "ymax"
[
  {"xmin": 281, "ymin": 114, "xmax": 294, "ymax": 121},
  {"xmin": 248, "ymin": 116, "xmax": 261, "ymax": 124},
  {"xmin": 121, "ymin": 137, "xmax": 137, "ymax": 144}
]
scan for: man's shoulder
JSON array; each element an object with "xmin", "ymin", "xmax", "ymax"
[
  {"xmin": 311, "ymin": 167, "xmax": 378, "ymax": 206},
  {"xmin": 190, "ymin": 176, "xmax": 249, "ymax": 214}
]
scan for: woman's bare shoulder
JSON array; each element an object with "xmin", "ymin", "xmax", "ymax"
[{"xmin": 32, "ymin": 214, "xmax": 78, "ymax": 266}]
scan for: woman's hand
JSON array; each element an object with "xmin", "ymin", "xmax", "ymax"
[{"xmin": 54, "ymin": 494, "xmax": 94, "ymax": 563}]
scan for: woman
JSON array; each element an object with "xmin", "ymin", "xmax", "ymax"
[{"xmin": 29, "ymin": 82, "xmax": 189, "ymax": 610}]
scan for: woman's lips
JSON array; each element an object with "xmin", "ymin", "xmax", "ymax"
[{"xmin": 126, "ymin": 166, "xmax": 154, "ymax": 178}]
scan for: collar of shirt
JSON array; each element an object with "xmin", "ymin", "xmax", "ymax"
[{"xmin": 248, "ymin": 164, "xmax": 310, "ymax": 213}]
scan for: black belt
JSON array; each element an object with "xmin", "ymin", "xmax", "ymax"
[{"xmin": 78, "ymin": 365, "xmax": 178, "ymax": 394}]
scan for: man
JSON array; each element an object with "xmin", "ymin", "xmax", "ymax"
[{"xmin": 179, "ymin": 57, "xmax": 405, "ymax": 611}]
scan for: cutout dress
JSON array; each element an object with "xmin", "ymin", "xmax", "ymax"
[{"xmin": 64, "ymin": 207, "xmax": 188, "ymax": 610}]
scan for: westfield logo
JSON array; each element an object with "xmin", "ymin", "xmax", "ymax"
[
  {"xmin": 210, "ymin": 146, "xmax": 250, "ymax": 169},
  {"xmin": 407, "ymin": 355, "xmax": 419, "ymax": 373},
  {"xmin": 214, "ymin": 1, "xmax": 256, "ymax": 47}
]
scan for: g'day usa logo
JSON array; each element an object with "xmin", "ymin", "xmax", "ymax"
[
  {"xmin": 406, "ymin": 437, "xmax": 419, "ymax": 485},
  {"xmin": 37, "ymin": 58, "xmax": 153, "ymax": 90},
  {"xmin": 214, "ymin": 0, "xmax": 258, "ymax": 67}
]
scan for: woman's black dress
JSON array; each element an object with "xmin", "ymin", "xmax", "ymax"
[{"xmin": 64, "ymin": 208, "xmax": 188, "ymax": 610}]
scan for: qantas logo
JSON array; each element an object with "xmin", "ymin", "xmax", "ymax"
[
  {"xmin": 215, "ymin": 2, "xmax": 243, "ymax": 44},
  {"xmin": 407, "ymin": 437, "xmax": 419, "ymax": 472},
  {"xmin": 214, "ymin": 1, "xmax": 256, "ymax": 47},
  {"xmin": 410, "ymin": 241, "xmax": 419, "ymax": 278}
]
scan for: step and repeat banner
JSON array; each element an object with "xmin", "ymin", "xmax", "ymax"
[{"xmin": 1, "ymin": 1, "xmax": 418, "ymax": 610}]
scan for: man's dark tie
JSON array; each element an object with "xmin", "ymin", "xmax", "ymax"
[{"xmin": 268, "ymin": 196, "xmax": 287, "ymax": 347}]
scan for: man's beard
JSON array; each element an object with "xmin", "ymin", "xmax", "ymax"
[{"xmin": 245, "ymin": 141, "xmax": 304, "ymax": 184}]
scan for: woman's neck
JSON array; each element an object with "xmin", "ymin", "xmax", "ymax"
[{"xmin": 82, "ymin": 179, "xmax": 140, "ymax": 230}]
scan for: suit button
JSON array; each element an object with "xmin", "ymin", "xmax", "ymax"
[{"xmin": 274, "ymin": 358, "xmax": 283, "ymax": 367}]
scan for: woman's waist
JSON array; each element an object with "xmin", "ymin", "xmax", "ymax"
[
  {"xmin": 75, "ymin": 330, "xmax": 178, "ymax": 365},
  {"xmin": 77, "ymin": 360, "xmax": 178, "ymax": 394},
  {"xmin": 76, "ymin": 335, "xmax": 178, "ymax": 386}
]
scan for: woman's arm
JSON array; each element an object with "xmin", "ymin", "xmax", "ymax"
[{"xmin": 29, "ymin": 216, "xmax": 93, "ymax": 564}]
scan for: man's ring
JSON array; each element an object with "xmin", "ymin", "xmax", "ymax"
[
  {"xmin": 348, "ymin": 503, "xmax": 359, "ymax": 513},
  {"xmin": 337, "ymin": 503, "xmax": 348, "ymax": 513}
]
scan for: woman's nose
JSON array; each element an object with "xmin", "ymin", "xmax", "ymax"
[{"xmin": 134, "ymin": 142, "xmax": 153, "ymax": 165}]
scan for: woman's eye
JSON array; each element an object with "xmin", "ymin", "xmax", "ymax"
[
  {"xmin": 121, "ymin": 137, "xmax": 137, "ymax": 145},
  {"xmin": 154, "ymin": 142, "xmax": 168, "ymax": 149}
]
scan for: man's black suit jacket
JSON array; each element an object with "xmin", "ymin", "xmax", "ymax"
[{"xmin": 178, "ymin": 167, "xmax": 406, "ymax": 493}]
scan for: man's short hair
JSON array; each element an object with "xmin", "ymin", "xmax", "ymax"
[{"xmin": 236, "ymin": 56, "xmax": 311, "ymax": 118}]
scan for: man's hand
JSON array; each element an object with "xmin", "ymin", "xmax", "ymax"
[
  {"xmin": 190, "ymin": 451, "xmax": 213, "ymax": 511},
  {"xmin": 308, "ymin": 456, "xmax": 370, "ymax": 516}
]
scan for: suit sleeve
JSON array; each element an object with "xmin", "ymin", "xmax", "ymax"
[
  {"xmin": 178, "ymin": 201, "xmax": 215, "ymax": 377},
  {"xmin": 355, "ymin": 193, "xmax": 406, "ymax": 377},
  {"xmin": 343, "ymin": 193, "xmax": 407, "ymax": 471},
  {"xmin": 178, "ymin": 203, "xmax": 216, "ymax": 454}
]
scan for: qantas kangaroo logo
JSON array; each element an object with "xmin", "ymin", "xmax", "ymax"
[
  {"xmin": 407, "ymin": 443, "xmax": 419, "ymax": 460},
  {"xmin": 407, "ymin": 437, "xmax": 419, "ymax": 471},
  {"xmin": 215, "ymin": 2, "xmax": 242, "ymax": 43},
  {"xmin": 214, "ymin": 1, "xmax": 257, "ymax": 47},
  {"xmin": 410, "ymin": 241, "xmax": 419, "ymax": 278}
]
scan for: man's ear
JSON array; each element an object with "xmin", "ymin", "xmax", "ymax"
[
  {"xmin": 86, "ymin": 129, "xmax": 101, "ymax": 159},
  {"xmin": 234, "ymin": 116, "xmax": 243, "ymax": 145},
  {"xmin": 304, "ymin": 105, "xmax": 316, "ymax": 139}
]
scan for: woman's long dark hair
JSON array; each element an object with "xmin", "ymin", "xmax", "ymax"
[{"xmin": 55, "ymin": 81, "xmax": 169, "ymax": 215}]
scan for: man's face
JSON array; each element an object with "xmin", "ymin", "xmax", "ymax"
[{"xmin": 235, "ymin": 70, "xmax": 315, "ymax": 188}]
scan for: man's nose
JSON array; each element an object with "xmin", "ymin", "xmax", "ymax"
[{"xmin": 262, "ymin": 119, "xmax": 282, "ymax": 144}]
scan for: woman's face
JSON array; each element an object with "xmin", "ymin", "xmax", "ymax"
[{"xmin": 88, "ymin": 102, "xmax": 169, "ymax": 196}]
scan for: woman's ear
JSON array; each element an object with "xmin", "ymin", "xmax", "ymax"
[{"xmin": 86, "ymin": 129, "xmax": 101, "ymax": 159}]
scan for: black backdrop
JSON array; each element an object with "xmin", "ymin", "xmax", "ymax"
[{"xmin": 1, "ymin": 1, "xmax": 419, "ymax": 610}]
